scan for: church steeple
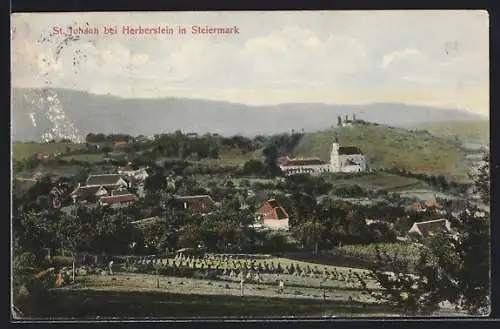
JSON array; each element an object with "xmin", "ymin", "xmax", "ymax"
[{"xmin": 330, "ymin": 134, "xmax": 340, "ymax": 172}]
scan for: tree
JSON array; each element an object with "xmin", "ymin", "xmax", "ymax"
[
  {"xmin": 472, "ymin": 154, "xmax": 490, "ymax": 204},
  {"xmin": 242, "ymin": 159, "xmax": 265, "ymax": 176},
  {"xmin": 262, "ymin": 143, "xmax": 281, "ymax": 177},
  {"xmin": 358, "ymin": 163, "xmax": 490, "ymax": 315},
  {"xmin": 55, "ymin": 209, "xmax": 94, "ymax": 283},
  {"xmin": 293, "ymin": 221, "xmax": 325, "ymax": 255}
]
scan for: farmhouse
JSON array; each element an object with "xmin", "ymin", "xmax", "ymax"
[
  {"xmin": 70, "ymin": 174, "xmax": 137, "ymax": 205},
  {"xmin": 35, "ymin": 152, "xmax": 50, "ymax": 160},
  {"xmin": 408, "ymin": 218, "xmax": 451, "ymax": 238},
  {"xmin": 118, "ymin": 164, "xmax": 149, "ymax": 182},
  {"xmin": 70, "ymin": 185, "xmax": 109, "ymax": 203},
  {"xmin": 407, "ymin": 201, "xmax": 426, "ymax": 213},
  {"xmin": 174, "ymin": 195, "xmax": 217, "ymax": 215},
  {"xmin": 280, "ymin": 137, "xmax": 366, "ymax": 176},
  {"xmin": 99, "ymin": 194, "xmax": 138, "ymax": 208},
  {"xmin": 86, "ymin": 174, "xmax": 130, "ymax": 189},
  {"xmin": 254, "ymin": 199, "xmax": 290, "ymax": 231}
]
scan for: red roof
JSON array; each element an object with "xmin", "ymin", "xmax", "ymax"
[
  {"xmin": 256, "ymin": 199, "xmax": 289, "ymax": 221},
  {"xmin": 424, "ymin": 199, "xmax": 441, "ymax": 208},
  {"xmin": 175, "ymin": 195, "xmax": 217, "ymax": 214},
  {"xmin": 408, "ymin": 202, "xmax": 426, "ymax": 212},
  {"xmin": 100, "ymin": 194, "xmax": 137, "ymax": 205},
  {"xmin": 280, "ymin": 157, "xmax": 326, "ymax": 167},
  {"xmin": 412, "ymin": 219, "xmax": 449, "ymax": 238}
]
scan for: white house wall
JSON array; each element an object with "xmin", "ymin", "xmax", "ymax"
[
  {"xmin": 280, "ymin": 164, "xmax": 331, "ymax": 176},
  {"xmin": 262, "ymin": 218, "xmax": 289, "ymax": 230}
]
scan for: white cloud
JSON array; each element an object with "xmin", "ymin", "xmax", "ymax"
[
  {"xmin": 11, "ymin": 11, "xmax": 489, "ymax": 116},
  {"xmin": 382, "ymin": 48, "xmax": 421, "ymax": 68}
]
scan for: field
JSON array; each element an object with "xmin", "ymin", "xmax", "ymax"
[
  {"xmin": 59, "ymin": 153, "xmax": 105, "ymax": 163},
  {"xmin": 34, "ymin": 275, "xmax": 395, "ymax": 319},
  {"xmin": 12, "ymin": 142, "xmax": 86, "ymax": 161},
  {"xmin": 407, "ymin": 120, "xmax": 489, "ymax": 146},
  {"xmin": 27, "ymin": 259, "xmax": 395, "ymax": 319},
  {"xmin": 14, "ymin": 163, "xmax": 86, "ymax": 180},
  {"xmin": 23, "ymin": 251, "xmax": 466, "ymax": 319},
  {"xmin": 326, "ymin": 243, "xmax": 423, "ymax": 264},
  {"xmin": 293, "ymin": 124, "xmax": 468, "ymax": 180},
  {"xmin": 195, "ymin": 149, "xmax": 263, "ymax": 167},
  {"xmin": 326, "ymin": 171, "xmax": 432, "ymax": 192}
]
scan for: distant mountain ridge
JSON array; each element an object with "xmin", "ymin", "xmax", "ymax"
[{"xmin": 11, "ymin": 87, "xmax": 485, "ymax": 141}]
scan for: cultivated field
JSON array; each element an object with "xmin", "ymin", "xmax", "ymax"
[
  {"xmin": 12, "ymin": 142, "xmax": 86, "ymax": 161},
  {"xmin": 327, "ymin": 171, "xmax": 431, "ymax": 192},
  {"xmin": 30, "ymin": 252, "xmax": 464, "ymax": 318}
]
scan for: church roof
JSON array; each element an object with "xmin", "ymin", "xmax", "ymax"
[
  {"xmin": 338, "ymin": 146, "xmax": 363, "ymax": 155},
  {"xmin": 280, "ymin": 156, "xmax": 327, "ymax": 166}
]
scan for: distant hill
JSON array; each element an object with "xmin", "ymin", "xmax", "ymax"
[
  {"xmin": 12, "ymin": 87, "xmax": 485, "ymax": 142},
  {"xmin": 405, "ymin": 120, "xmax": 489, "ymax": 147},
  {"xmin": 293, "ymin": 123, "xmax": 469, "ymax": 181}
]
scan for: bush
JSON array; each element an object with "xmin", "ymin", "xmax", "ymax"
[{"xmin": 13, "ymin": 252, "xmax": 38, "ymax": 270}]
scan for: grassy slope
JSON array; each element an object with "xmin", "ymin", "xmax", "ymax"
[
  {"xmin": 59, "ymin": 153, "xmax": 105, "ymax": 163},
  {"xmin": 293, "ymin": 124, "xmax": 468, "ymax": 180},
  {"xmin": 326, "ymin": 171, "xmax": 431, "ymax": 192},
  {"xmin": 196, "ymin": 148, "xmax": 264, "ymax": 167},
  {"xmin": 407, "ymin": 120, "xmax": 489, "ymax": 146},
  {"xmin": 12, "ymin": 142, "xmax": 86, "ymax": 161}
]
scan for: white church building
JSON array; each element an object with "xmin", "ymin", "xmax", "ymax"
[{"xmin": 280, "ymin": 139, "xmax": 367, "ymax": 175}]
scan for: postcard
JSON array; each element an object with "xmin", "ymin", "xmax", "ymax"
[{"xmin": 11, "ymin": 10, "xmax": 490, "ymax": 320}]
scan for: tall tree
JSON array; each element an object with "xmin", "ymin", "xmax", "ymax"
[
  {"xmin": 262, "ymin": 143, "xmax": 281, "ymax": 177},
  {"xmin": 472, "ymin": 153, "xmax": 490, "ymax": 204},
  {"xmin": 293, "ymin": 220, "xmax": 325, "ymax": 255}
]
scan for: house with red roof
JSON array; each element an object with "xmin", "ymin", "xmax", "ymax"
[
  {"xmin": 174, "ymin": 195, "xmax": 217, "ymax": 215},
  {"xmin": 99, "ymin": 194, "xmax": 138, "ymax": 208},
  {"xmin": 254, "ymin": 199, "xmax": 290, "ymax": 230},
  {"xmin": 408, "ymin": 218, "xmax": 451, "ymax": 239},
  {"xmin": 407, "ymin": 201, "xmax": 427, "ymax": 213}
]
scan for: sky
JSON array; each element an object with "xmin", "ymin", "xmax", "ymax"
[{"xmin": 11, "ymin": 10, "xmax": 489, "ymax": 117}]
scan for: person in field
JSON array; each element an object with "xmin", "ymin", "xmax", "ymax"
[{"xmin": 108, "ymin": 260, "xmax": 114, "ymax": 275}]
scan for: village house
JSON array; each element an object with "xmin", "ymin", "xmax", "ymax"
[
  {"xmin": 70, "ymin": 174, "xmax": 136, "ymax": 204},
  {"xmin": 35, "ymin": 152, "xmax": 50, "ymax": 160},
  {"xmin": 406, "ymin": 199, "xmax": 447, "ymax": 215},
  {"xmin": 117, "ymin": 164, "xmax": 149, "ymax": 182},
  {"xmin": 173, "ymin": 195, "xmax": 217, "ymax": 215},
  {"xmin": 70, "ymin": 185, "xmax": 109, "ymax": 203},
  {"xmin": 99, "ymin": 194, "xmax": 138, "ymax": 208},
  {"xmin": 114, "ymin": 140, "xmax": 128, "ymax": 146},
  {"xmin": 254, "ymin": 199, "xmax": 290, "ymax": 231},
  {"xmin": 408, "ymin": 218, "xmax": 451, "ymax": 239},
  {"xmin": 85, "ymin": 174, "xmax": 130, "ymax": 189},
  {"xmin": 364, "ymin": 218, "xmax": 394, "ymax": 228},
  {"xmin": 407, "ymin": 201, "xmax": 427, "ymax": 213}
]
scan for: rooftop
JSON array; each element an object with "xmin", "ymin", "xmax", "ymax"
[{"xmin": 86, "ymin": 174, "xmax": 125, "ymax": 186}]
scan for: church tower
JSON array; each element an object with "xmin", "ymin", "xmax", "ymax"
[{"xmin": 330, "ymin": 134, "xmax": 340, "ymax": 172}]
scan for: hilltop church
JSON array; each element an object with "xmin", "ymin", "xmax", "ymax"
[{"xmin": 280, "ymin": 136, "xmax": 367, "ymax": 176}]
